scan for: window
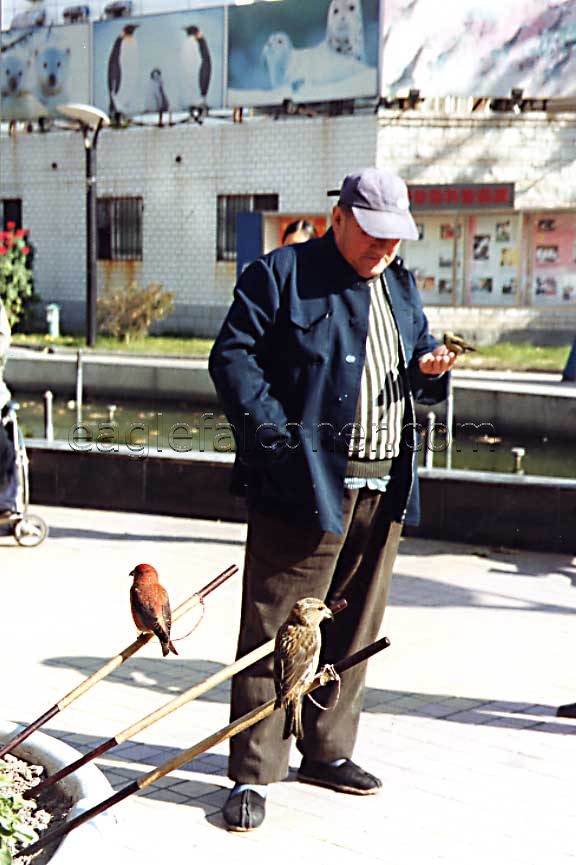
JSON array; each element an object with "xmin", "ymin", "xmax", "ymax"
[
  {"xmin": 97, "ymin": 197, "xmax": 143, "ymax": 261},
  {"xmin": 1, "ymin": 199, "xmax": 22, "ymax": 230},
  {"xmin": 217, "ymin": 193, "xmax": 279, "ymax": 261}
]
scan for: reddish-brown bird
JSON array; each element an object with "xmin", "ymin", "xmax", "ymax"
[
  {"xmin": 274, "ymin": 597, "xmax": 333, "ymax": 741},
  {"xmin": 130, "ymin": 563, "xmax": 178, "ymax": 657}
]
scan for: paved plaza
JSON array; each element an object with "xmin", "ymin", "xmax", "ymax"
[{"xmin": 2, "ymin": 504, "xmax": 575, "ymax": 864}]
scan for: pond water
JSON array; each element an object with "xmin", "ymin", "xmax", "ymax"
[{"xmin": 14, "ymin": 394, "xmax": 576, "ymax": 480}]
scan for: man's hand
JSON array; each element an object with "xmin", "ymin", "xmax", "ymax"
[{"xmin": 418, "ymin": 344, "xmax": 456, "ymax": 376}]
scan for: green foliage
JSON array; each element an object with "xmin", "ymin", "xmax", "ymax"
[
  {"xmin": 97, "ymin": 281, "xmax": 175, "ymax": 343},
  {"xmin": 0, "ymin": 766, "xmax": 38, "ymax": 864},
  {"xmin": 456, "ymin": 341, "xmax": 571, "ymax": 372},
  {"xmin": 0, "ymin": 225, "xmax": 34, "ymax": 328}
]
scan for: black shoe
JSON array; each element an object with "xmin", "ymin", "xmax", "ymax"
[
  {"xmin": 297, "ymin": 758, "xmax": 382, "ymax": 795},
  {"xmin": 222, "ymin": 788, "xmax": 267, "ymax": 832},
  {"xmin": 557, "ymin": 702, "xmax": 576, "ymax": 719}
]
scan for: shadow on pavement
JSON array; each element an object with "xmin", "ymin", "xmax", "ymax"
[
  {"xmin": 40, "ymin": 655, "xmax": 576, "ymax": 736},
  {"xmin": 46, "ymin": 526, "xmax": 245, "ymax": 547},
  {"xmin": 389, "ymin": 572, "xmax": 576, "ymax": 614}
]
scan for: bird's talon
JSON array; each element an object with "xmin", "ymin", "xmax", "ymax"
[{"xmin": 319, "ymin": 663, "xmax": 340, "ymax": 686}]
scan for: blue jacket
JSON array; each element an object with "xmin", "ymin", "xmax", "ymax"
[{"xmin": 209, "ymin": 229, "xmax": 448, "ymax": 535}]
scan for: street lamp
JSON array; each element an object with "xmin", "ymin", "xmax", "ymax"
[{"xmin": 57, "ymin": 103, "xmax": 110, "ymax": 347}]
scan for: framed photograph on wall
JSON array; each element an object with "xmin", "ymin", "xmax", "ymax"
[
  {"xmin": 535, "ymin": 245, "xmax": 559, "ymax": 264},
  {"xmin": 531, "ymin": 212, "xmax": 576, "ymax": 306},
  {"xmin": 465, "ymin": 214, "xmax": 519, "ymax": 306},
  {"xmin": 473, "ymin": 235, "xmax": 490, "ymax": 260}
]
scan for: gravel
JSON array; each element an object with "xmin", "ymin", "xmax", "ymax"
[{"xmin": 1, "ymin": 753, "xmax": 73, "ymax": 865}]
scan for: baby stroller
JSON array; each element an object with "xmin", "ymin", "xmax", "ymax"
[{"xmin": 0, "ymin": 400, "xmax": 48, "ymax": 546}]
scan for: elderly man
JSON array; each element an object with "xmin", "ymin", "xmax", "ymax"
[{"xmin": 209, "ymin": 166, "xmax": 457, "ymax": 831}]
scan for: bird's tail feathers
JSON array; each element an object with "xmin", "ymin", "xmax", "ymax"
[
  {"xmin": 160, "ymin": 639, "xmax": 178, "ymax": 657},
  {"xmin": 283, "ymin": 700, "xmax": 303, "ymax": 741}
]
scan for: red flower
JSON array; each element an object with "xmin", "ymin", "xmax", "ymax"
[
  {"xmin": 6, "ymin": 221, "xmax": 16, "ymax": 230},
  {"xmin": 22, "ymin": 246, "xmax": 30, "ymax": 255},
  {"xmin": 0, "ymin": 246, "xmax": 7, "ymax": 255},
  {"xmin": 15, "ymin": 229, "xmax": 25, "ymax": 239}
]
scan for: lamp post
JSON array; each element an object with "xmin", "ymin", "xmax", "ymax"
[{"xmin": 57, "ymin": 103, "xmax": 110, "ymax": 347}]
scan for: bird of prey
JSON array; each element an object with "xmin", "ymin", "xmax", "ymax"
[
  {"xmin": 443, "ymin": 331, "xmax": 476, "ymax": 355},
  {"xmin": 274, "ymin": 597, "xmax": 333, "ymax": 740},
  {"xmin": 130, "ymin": 563, "xmax": 178, "ymax": 657}
]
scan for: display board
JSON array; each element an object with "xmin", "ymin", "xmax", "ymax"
[
  {"xmin": 464, "ymin": 213, "xmax": 520, "ymax": 306},
  {"xmin": 227, "ymin": 0, "xmax": 380, "ymax": 106},
  {"xmin": 92, "ymin": 7, "xmax": 225, "ymax": 117},
  {"xmin": 0, "ymin": 23, "xmax": 90, "ymax": 121},
  {"xmin": 529, "ymin": 212, "xmax": 576, "ymax": 305},
  {"xmin": 402, "ymin": 215, "xmax": 464, "ymax": 306},
  {"xmin": 381, "ymin": 0, "xmax": 576, "ymax": 99}
]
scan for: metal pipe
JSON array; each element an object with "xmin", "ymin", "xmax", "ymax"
[
  {"xmin": 424, "ymin": 410, "xmax": 435, "ymax": 469},
  {"xmin": 85, "ymin": 119, "xmax": 104, "ymax": 348},
  {"xmin": 75, "ymin": 350, "xmax": 83, "ymax": 426},
  {"xmin": 445, "ymin": 376, "xmax": 454, "ymax": 470},
  {"xmin": 43, "ymin": 390, "xmax": 53, "ymax": 442}
]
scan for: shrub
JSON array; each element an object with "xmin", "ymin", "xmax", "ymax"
[
  {"xmin": 0, "ymin": 224, "xmax": 34, "ymax": 328},
  {"xmin": 97, "ymin": 281, "xmax": 174, "ymax": 343}
]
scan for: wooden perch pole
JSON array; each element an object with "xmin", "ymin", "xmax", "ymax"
[
  {"xmin": 0, "ymin": 564, "xmax": 238, "ymax": 761},
  {"xmin": 22, "ymin": 634, "xmax": 390, "ymax": 859},
  {"xmin": 28, "ymin": 599, "xmax": 348, "ymax": 798}
]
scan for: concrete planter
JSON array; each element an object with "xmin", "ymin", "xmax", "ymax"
[{"xmin": 0, "ymin": 720, "xmax": 117, "ymax": 864}]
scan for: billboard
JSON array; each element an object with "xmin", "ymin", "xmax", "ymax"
[
  {"xmin": 0, "ymin": 23, "xmax": 90, "ymax": 120},
  {"xmin": 381, "ymin": 0, "xmax": 576, "ymax": 99},
  {"xmin": 92, "ymin": 7, "xmax": 224, "ymax": 119},
  {"xmin": 227, "ymin": 0, "xmax": 380, "ymax": 107}
]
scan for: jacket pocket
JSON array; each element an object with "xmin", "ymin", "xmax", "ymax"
[{"xmin": 287, "ymin": 300, "xmax": 332, "ymax": 364}]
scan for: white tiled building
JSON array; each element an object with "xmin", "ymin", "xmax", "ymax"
[{"xmin": 2, "ymin": 103, "xmax": 576, "ymax": 341}]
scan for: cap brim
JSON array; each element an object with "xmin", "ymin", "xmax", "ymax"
[{"xmin": 352, "ymin": 206, "xmax": 419, "ymax": 241}]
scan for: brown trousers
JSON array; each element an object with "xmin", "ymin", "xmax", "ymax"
[{"xmin": 229, "ymin": 485, "xmax": 402, "ymax": 784}]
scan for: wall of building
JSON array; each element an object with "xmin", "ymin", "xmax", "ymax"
[
  {"xmin": 377, "ymin": 108, "xmax": 576, "ymax": 342},
  {"xmin": 1, "ymin": 106, "xmax": 575, "ymax": 339},
  {"xmin": 1, "ymin": 113, "xmax": 378, "ymax": 335}
]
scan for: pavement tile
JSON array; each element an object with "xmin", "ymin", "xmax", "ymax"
[{"xmin": 2, "ymin": 505, "xmax": 575, "ymax": 864}]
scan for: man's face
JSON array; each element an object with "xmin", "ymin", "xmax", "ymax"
[{"xmin": 332, "ymin": 205, "xmax": 401, "ymax": 278}]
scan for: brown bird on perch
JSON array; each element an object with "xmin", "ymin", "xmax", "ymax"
[
  {"xmin": 130, "ymin": 563, "xmax": 178, "ymax": 657},
  {"xmin": 274, "ymin": 597, "xmax": 336, "ymax": 740}
]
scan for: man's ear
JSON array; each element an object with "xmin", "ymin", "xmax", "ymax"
[{"xmin": 332, "ymin": 204, "xmax": 343, "ymax": 227}]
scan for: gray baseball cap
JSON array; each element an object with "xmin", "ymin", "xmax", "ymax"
[{"xmin": 338, "ymin": 167, "xmax": 419, "ymax": 240}]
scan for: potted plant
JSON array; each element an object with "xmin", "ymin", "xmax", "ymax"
[{"xmin": 0, "ymin": 721, "xmax": 117, "ymax": 864}]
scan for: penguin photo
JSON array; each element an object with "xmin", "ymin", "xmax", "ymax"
[
  {"xmin": 107, "ymin": 23, "xmax": 140, "ymax": 123},
  {"xmin": 144, "ymin": 67, "xmax": 170, "ymax": 125},
  {"xmin": 180, "ymin": 24, "xmax": 212, "ymax": 108}
]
